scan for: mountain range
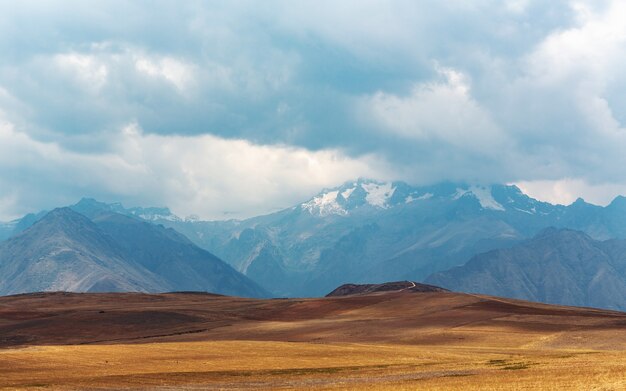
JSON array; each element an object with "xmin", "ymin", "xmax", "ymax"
[
  {"xmin": 147, "ymin": 179, "xmax": 626, "ymax": 297},
  {"xmin": 3, "ymin": 179, "xmax": 626, "ymax": 307}
]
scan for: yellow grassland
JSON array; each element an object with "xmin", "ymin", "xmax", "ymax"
[
  {"xmin": 3, "ymin": 291, "xmax": 626, "ymax": 389},
  {"xmin": 2, "ymin": 340, "xmax": 626, "ymax": 390}
]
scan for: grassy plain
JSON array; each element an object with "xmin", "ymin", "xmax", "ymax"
[
  {"xmin": 2, "ymin": 290, "xmax": 626, "ymax": 389},
  {"xmin": 3, "ymin": 341, "xmax": 626, "ymax": 390}
]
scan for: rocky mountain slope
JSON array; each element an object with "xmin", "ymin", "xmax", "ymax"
[
  {"xmin": 427, "ymin": 228, "xmax": 626, "ymax": 310},
  {"xmin": 0, "ymin": 208, "xmax": 268, "ymax": 297}
]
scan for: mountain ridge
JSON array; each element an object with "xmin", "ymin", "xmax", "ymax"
[
  {"xmin": 0, "ymin": 208, "xmax": 269, "ymax": 297},
  {"xmin": 4, "ymin": 179, "xmax": 626, "ymax": 298},
  {"xmin": 0, "ymin": 208, "xmax": 166, "ymax": 295},
  {"xmin": 427, "ymin": 227, "xmax": 626, "ymax": 310}
]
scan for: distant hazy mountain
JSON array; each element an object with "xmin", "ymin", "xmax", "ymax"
[
  {"xmin": 71, "ymin": 198, "xmax": 183, "ymax": 223},
  {"xmin": 0, "ymin": 198, "xmax": 183, "ymax": 242},
  {"xmin": 0, "ymin": 223, "xmax": 12, "ymax": 242},
  {"xmin": 0, "ymin": 211, "xmax": 48, "ymax": 242},
  {"xmin": 4, "ymin": 179, "xmax": 626, "ymax": 298},
  {"xmin": 0, "ymin": 208, "xmax": 268, "ymax": 297},
  {"xmin": 91, "ymin": 211, "xmax": 268, "ymax": 296},
  {"xmin": 427, "ymin": 228, "xmax": 626, "ymax": 310},
  {"xmin": 0, "ymin": 208, "xmax": 164, "ymax": 294}
]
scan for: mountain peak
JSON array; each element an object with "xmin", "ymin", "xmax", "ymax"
[
  {"xmin": 301, "ymin": 179, "xmax": 398, "ymax": 216},
  {"xmin": 71, "ymin": 198, "xmax": 119, "ymax": 219},
  {"xmin": 43, "ymin": 207, "xmax": 89, "ymax": 222},
  {"xmin": 76, "ymin": 197, "xmax": 102, "ymax": 205},
  {"xmin": 608, "ymin": 195, "xmax": 626, "ymax": 209},
  {"xmin": 26, "ymin": 207, "xmax": 100, "ymax": 238},
  {"xmin": 0, "ymin": 206, "xmax": 269, "ymax": 297}
]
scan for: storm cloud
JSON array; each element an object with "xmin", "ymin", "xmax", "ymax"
[{"xmin": 1, "ymin": 0, "xmax": 625, "ymax": 219}]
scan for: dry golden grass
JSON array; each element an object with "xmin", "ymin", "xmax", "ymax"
[
  {"xmin": 3, "ymin": 291, "xmax": 626, "ymax": 389},
  {"xmin": 2, "ymin": 340, "xmax": 626, "ymax": 390}
]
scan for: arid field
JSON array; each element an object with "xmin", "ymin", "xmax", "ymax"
[{"xmin": 2, "ymin": 287, "xmax": 626, "ymax": 389}]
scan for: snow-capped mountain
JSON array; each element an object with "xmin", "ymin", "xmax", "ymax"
[
  {"xmin": 300, "ymin": 179, "xmax": 545, "ymax": 217},
  {"xmin": 147, "ymin": 179, "xmax": 626, "ymax": 297}
]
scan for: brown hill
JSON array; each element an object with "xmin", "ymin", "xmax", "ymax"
[
  {"xmin": 2, "ymin": 288, "xmax": 626, "ymax": 350},
  {"xmin": 326, "ymin": 281, "xmax": 448, "ymax": 296},
  {"xmin": 5, "ymin": 288, "xmax": 626, "ymax": 390}
]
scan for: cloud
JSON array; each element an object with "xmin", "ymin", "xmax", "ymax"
[
  {"xmin": 360, "ymin": 65, "xmax": 504, "ymax": 152},
  {"xmin": 516, "ymin": 179, "xmax": 626, "ymax": 206},
  {"xmin": 0, "ymin": 119, "xmax": 389, "ymax": 220},
  {"xmin": 1, "ymin": 0, "xmax": 626, "ymax": 217},
  {"xmin": 54, "ymin": 53, "xmax": 109, "ymax": 92},
  {"xmin": 112, "ymin": 123, "xmax": 391, "ymax": 219},
  {"xmin": 134, "ymin": 54, "xmax": 199, "ymax": 93}
]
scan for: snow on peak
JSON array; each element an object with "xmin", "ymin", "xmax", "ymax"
[
  {"xmin": 362, "ymin": 182, "xmax": 395, "ymax": 208},
  {"xmin": 469, "ymin": 185, "xmax": 505, "ymax": 211},
  {"xmin": 136, "ymin": 212, "xmax": 182, "ymax": 222},
  {"xmin": 453, "ymin": 186, "xmax": 505, "ymax": 210},
  {"xmin": 453, "ymin": 188, "xmax": 469, "ymax": 200},
  {"xmin": 405, "ymin": 193, "xmax": 433, "ymax": 203},
  {"xmin": 302, "ymin": 180, "xmax": 398, "ymax": 216},
  {"xmin": 341, "ymin": 187, "xmax": 356, "ymax": 200},
  {"xmin": 301, "ymin": 190, "xmax": 347, "ymax": 216},
  {"xmin": 125, "ymin": 206, "xmax": 182, "ymax": 222}
]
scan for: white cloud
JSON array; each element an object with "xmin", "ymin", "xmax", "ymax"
[
  {"xmin": 0, "ymin": 120, "xmax": 390, "ymax": 220},
  {"xmin": 360, "ymin": 65, "xmax": 505, "ymax": 152},
  {"xmin": 114, "ymin": 124, "xmax": 391, "ymax": 219},
  {"xmin": 522, "ymin": 0, "xmax": 626, "ymax": 132},
  {"xmin": 3, "ymin": 0, "xmax": 626, "ymax": 216},
  {"xmin": 54, "ymin": 53, "xmax": 108, "ymax": 91},
  {"xmin": 505, "ymin": 0, "xmax": 530, "ymax": 14},
  {"xmin": 516, "ymin": 179, "xmax": 626, "ymax": 206},
  {"xmin": 52, "ymin": 48, "xmax": 200, "ymax": 95},
  {"xmin": 135, "ymin": 55, "xmax": 195, "ymax": 92},
  {"xmin": 527, "ymin": 1, "xmax": 626, "ymax": 84}
]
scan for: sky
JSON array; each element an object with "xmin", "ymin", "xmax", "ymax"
[{"xmin": 1, "ymin": 0, "xmax": 626, "ymax": 220}]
